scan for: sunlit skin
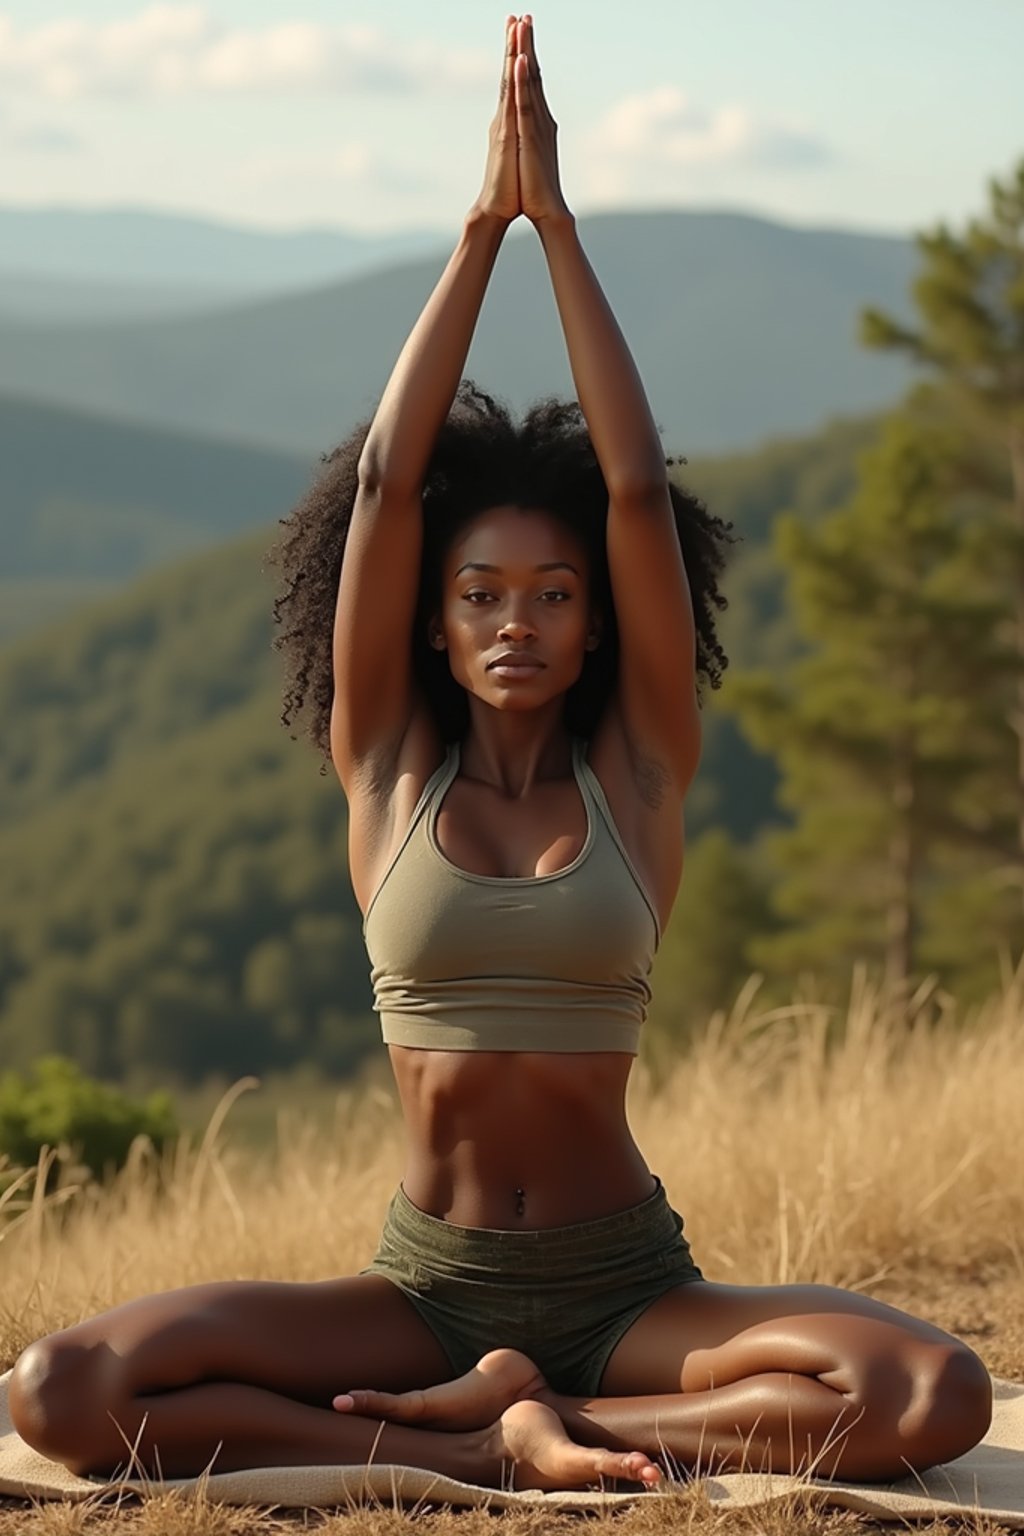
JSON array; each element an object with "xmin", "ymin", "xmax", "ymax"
[{"xmin": 430, "ymin": 504, "xmax": 601, "ymax": 736}]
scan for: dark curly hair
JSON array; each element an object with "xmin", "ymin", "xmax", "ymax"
[{"xmin": 265, "ymin": 380, "xmax": 738, "ymax": 774}]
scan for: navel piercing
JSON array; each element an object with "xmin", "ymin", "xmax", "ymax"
[{"xmin": 515, "ymin": 1187, "xmax": 526, "ymax": 1216}]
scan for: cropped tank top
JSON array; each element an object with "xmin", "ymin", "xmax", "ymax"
[{"xmin": 362, "ymin": 736, "xmax": 661, "ymax": 1053}]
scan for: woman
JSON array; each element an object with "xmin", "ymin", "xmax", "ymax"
[{"xmin": 10, "ymin": 14, "xmax": 991, "ymax": 1494}]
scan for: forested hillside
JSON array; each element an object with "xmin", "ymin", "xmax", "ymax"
[
  {"xmin": 0, "ymin": 393, "xmax": 310, "ymax": 643},
  {"xmin": 0, "ymin": 408, "xmax": 885, "ymax": 1085}
]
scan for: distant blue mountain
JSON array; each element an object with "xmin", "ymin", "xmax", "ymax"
[
  {"xmin": 0, "ymin": 204, "xmax": 452, "ymax": 295},
  {"xmin": 0, "ymin": 207, "xmax": 919, "ymax": 457},
  {"xmin": 0, "ymin": 271, "xmax": 244, "ymax": 324}
]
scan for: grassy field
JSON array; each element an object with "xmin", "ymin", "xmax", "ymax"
[{"xmin": 2, "ymin": 967, "xmax": 1022, "ymax": 1534}]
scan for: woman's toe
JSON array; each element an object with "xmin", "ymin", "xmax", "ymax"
[{"xmin": 593, "ymin": 1448, "xmax": 661, "ymax": 1485}]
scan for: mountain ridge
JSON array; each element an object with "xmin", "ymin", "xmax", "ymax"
[
  {"xmin": 0, "ymin": 203, "xmax": 452, "ymax": 290},
  {"xmin": 0, "ymin": 206, "xmax": 920, "ymax": 458}
]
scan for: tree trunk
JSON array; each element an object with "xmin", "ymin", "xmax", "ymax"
[
  {"xmin": 1009, "ymin": 426, "xmax": 1024, "ymax": 919},
  {"xmin": 886, "ymin": 661, "xmax": 917, "ymax": 987}
]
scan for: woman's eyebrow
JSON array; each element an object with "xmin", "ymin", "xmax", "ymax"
[{"xmin": 455, "ymin": 561, "xmax": 580, "ymax": 576}]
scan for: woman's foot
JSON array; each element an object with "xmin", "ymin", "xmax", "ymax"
[
  {"xmin": 486, "ymin": 1398, "xmax": 661, "ymax": 1491},
  {"xmin": 334, "ymin": 1347, "xmax": 545, "ymax": 1431}
]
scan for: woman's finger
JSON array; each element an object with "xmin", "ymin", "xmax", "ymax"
[
  {"xmin": 333, "ymin": 1388, "xmax": 425, "ymax": 1422},
  {"xmin": 500, "ymin": 14, "xmax": 516, "ymax": 103},
  {"xmin": 520, "ymin": 15, "xmax": 542, "ymax": 81},
  {"xmin": 514, "ymin": 50, "xmax": 533, "ymax": 116},
  {"xmin": 518, "ymin": 15, "xmax": 551, "ymax": 116},
  {"xmin": 505, "ymin": 15, "xmax": 519, "ymax": 121}
]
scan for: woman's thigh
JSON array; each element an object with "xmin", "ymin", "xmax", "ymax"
[
  {"xmin": 23, "ymin": 1274, "xmax": 454, "ymax": 1408},
  {"xmin": 598, "ymin": 1279, "xmax": 975, "ymax": 1398}
]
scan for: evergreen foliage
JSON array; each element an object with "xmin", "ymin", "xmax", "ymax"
[
  {"xmin": 0, "ymin": 392, "xmax": 310, "ymax": 644},
  {"xmin": 644, "ymin": 828, "xmax": 778, "ymax": 1051},
  {"xmin": 722, "ymin": 414, "xmax": 1019, "ymax": 998},
  {"xmin": 861, "ymin": 157, "xmax": 1024, "ymax": 918},
  {"xmin": 0, "ymin": 1055, "xmax": 177, "ymax": 1180}
]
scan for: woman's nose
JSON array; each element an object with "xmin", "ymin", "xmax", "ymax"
[{"xmin": 498, "ymin": 615, "xmax": 536, "ymax": 640}]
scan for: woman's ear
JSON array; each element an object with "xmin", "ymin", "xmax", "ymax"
[
  {"xmin": 428, "ymin": 615, "xmax": 447, "ymax": 650},
  {"xmin": 585, "ymin": 609, "xmax": 603, "ymax": 651}
]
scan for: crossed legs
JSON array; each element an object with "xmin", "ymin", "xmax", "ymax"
[
  {"xmin": 9, "ymin": 1274, "xmax": 991, "ymax": 1488},
  {"xmin": 337, "ymin": 1280, "xmax": 994, "ymax": 1483}
]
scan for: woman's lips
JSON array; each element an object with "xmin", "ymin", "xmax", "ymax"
[{"xmin": 487, "ymin": 657, "xmax": 545, "ymax": 678}]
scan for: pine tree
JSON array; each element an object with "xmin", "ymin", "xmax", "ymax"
[
  {"xmin": 722, "ymin": 415, "xmax": 1011, "ymax": 992},
  {"xmin": 861, "ymin": 158, "xmax": 1024, "ymax": 918},
  {"xmin": 645, "ymin": 827, "xmax": 777, "ymax": 1049}
]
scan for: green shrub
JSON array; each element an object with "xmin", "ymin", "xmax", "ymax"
[{"xmin": 0, "ymin": 1055, "xmax": 177, "ymax": 1180}]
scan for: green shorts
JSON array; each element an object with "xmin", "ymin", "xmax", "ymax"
[{"xmin": 360, "ymin": 1176, "xmax": 704, "ymax": 1396}]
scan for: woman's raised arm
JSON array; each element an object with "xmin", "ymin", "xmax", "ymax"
[
  {"xmin": 330, "ymin": 17, "xmax": 520, "ymax": 783},
  {"xmin": 514, "ymin": 18, "xmax": 701, "ymax": 792}
]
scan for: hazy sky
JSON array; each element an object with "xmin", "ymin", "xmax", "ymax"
[{"xmin": 0, "ymin": 1, "xmax": 1019, "ymax": 237}]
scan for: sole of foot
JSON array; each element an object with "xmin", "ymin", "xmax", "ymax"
[{"xmin": 494, "ymin": 1399, "xmax": 661, "ymax": 1492}]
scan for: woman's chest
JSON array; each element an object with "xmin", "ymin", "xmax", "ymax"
[
  {"xmin": 367, "ymin": 829, "xmax": 657, "ymax": 980},
  {"xmin": 434, "ymin": 778, "xmax": 587, "ymax": 881}
]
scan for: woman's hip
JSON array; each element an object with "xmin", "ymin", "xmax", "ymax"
[{"xmin": 360, "ymin": 1173, "xmax": 706, "ymax": 1308}]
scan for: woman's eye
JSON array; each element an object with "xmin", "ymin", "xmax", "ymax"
[{"xmin": 463, "ymin": 590, "xmax": 569, "ymax": 603}]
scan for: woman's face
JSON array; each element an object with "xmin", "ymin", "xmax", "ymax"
[{"xmin": 431, "ymin": 505, "xmax": 600, "ymax": 711}]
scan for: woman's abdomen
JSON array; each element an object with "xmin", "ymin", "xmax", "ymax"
[{"xmin": 389, "ymin": 1044, "xmax": 654, "ymax": 1228}]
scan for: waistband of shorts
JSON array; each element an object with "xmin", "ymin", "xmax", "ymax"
[{"xmin": 386, "ymin": 1176, "xmax": 672, "ymax": 1263}]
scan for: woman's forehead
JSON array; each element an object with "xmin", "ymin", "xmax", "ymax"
[{"xmin": 447, "ymin": 505, "xmax": 587, "ymax": 569}]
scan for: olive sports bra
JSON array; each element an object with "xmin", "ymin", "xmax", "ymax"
[{"xmin": 362, "ymin": 736, "xmax": 661, "ymax": 1053}]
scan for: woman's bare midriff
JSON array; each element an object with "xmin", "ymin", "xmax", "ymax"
[{"xmin": 388, "ymin": 1044, "xmax": 655, "ymax": 1228}]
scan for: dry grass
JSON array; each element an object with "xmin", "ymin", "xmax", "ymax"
[{"xmin": 2, "ymin": 964, "xmax": 1022, "ymax": 1534}]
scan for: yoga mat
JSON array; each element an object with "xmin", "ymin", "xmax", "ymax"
[{"xmin": 2, "ymin": 1368, "xmax": 1022, "ymax": 1524}]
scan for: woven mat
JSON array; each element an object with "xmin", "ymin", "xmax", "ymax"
[{"xmin": 2, "ymin": 1368, "xmax": 1022, "ymax": 1524}]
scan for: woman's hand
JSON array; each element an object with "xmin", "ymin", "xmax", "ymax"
[
  {"xmin": 514, "ymin": 16, "xmax": 571, "ymax": 226},
  {"xmin": 474, "ymin": 15, "xmax": 521, "ymax": 224}
]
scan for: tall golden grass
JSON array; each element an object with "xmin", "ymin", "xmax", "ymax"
[{"xmin": 1, "ymin": 966, "xmax": 1021, "ymax": 1534}]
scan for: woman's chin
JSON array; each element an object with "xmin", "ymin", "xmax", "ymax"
[{"xmin": 488, "ymin": 692, "xmax": 558, "ymax": 711}]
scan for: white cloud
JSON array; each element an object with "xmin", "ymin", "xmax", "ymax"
[
  {"xmin": 241, "ymin": 143, "xmax": 423, "ymax": 196},
  {"xmin": 581, "ymin": 86, "xmax": 832, "ymax": 200},
  {"xmin": 0, "ymin": 6, "xmax": 493, "ymax": 100}
]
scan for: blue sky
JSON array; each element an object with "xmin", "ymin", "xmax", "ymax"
[{"xmin": 0, "ymin": 0, "xmax": 1019, "ymax": 236}]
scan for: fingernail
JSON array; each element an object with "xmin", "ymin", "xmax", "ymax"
[{"xmin": 333, "ymin": 1394, "xmax": 354, "ymax": 1409}]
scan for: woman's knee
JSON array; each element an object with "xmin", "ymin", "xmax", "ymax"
[
  {"xmin": 9, "ymin": 1334, "xmax": 120, "ymax": 1472},
  {"xmin": 854, "ymin": 1341, "xmax": 992, "ymax": 1475},
  {"xmin": 900, "ymin": 1343, "xmax": 992, "ymax": 1469}
]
